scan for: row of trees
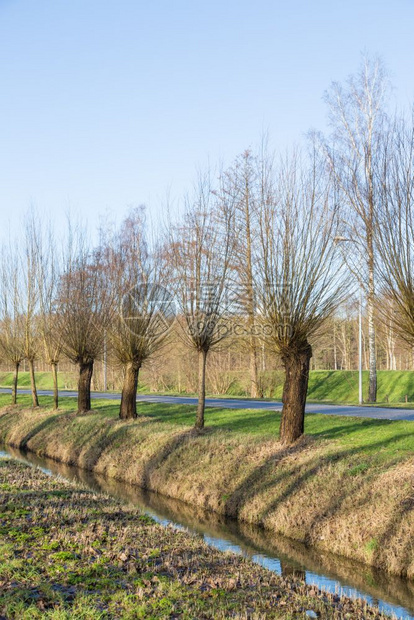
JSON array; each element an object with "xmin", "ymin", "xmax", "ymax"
[
  {"xmin": 2, "ymin": 56, "xmax": 414, "ymax": 445},
  {"xmin": 0, "ymin": 149, "xmax": 348, "ymax": 445}
]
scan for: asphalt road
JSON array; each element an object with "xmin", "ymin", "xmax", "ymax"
[{"xmin": 1, "ymin": 388, "xmax": 414, "ymax": 421}]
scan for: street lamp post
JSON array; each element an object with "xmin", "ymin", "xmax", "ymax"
[
  {"xmin": 103, "ymin": 330, "xmax": 108, "ymax": 392},
  {"xmin": 358, "ymin": 288, "xmax": 363, "ymax": 405},
  {"xmin": 334, "ymin": 236, "xmax": 363, "ymax": 405}
]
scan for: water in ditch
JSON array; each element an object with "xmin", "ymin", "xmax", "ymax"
[{"xmin": 1, "ymin": 444, "xmax": 413, "ymax": 619}]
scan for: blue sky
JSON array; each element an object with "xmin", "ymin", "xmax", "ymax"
[{"xmin": 1, "ymin": 0, "xmax": 414, "ymax": 237}]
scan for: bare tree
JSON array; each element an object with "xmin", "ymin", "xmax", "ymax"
[
  {"xmin": 168, "ymin": 172, "xmax": 236, "ymax": 429},
  {"xmin": 0, "ymin": 220, "xmax": 41, "ymax": 408},
  {"xmin": 217, "ymin": 150, "xmax": 266, "ymax": 397},
  {"xmin": 107, "ymin": 208, "xmax": 173, "ymax": 419},
  {"xmin": 22, "ymin": 216, "xmax": 41, "ymax": 407},
  {"xmin": 206, "ymin": 350, "xmax": 236, "ymax": 395},
  {"xmin": 375, "ymin": 113, "xmax": 414, "ymax": 353},
  {"xmin": 35, "ymin": 224, "xmax": 63, "ymax": 409},
  {"xmin": 320, "ymin": 55, "xmax": 390, "ymax": 402},
  {"xmin": 55, "ymin": 225, "xmax": 114, "ymax": 413},
  {"xmin": 0, "ymin": 247, "xmax": 25, "ymax": 405},
  {"xmin": 257, "ymin": 151, "xmax": 348, "ymax": 444}
]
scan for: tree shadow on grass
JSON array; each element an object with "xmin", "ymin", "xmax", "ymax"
[
  {"xmin": 222, "ymin": 436, "xmax": 316, "ymax": 520},
  {"xmin": 0, "ymin": 411, "xmax": 68, "ymax": 450},
  {"xmin": 91, "ymin": 401, "xmax": 181, "ymax": 422},
  {"xmin": 222, "ymin": 431, "xmax": 414, "ymax": 576},
  {"xmin": 0, "ymin": 407, "xmax": 23, "ymax": 433},
  {"xmin": 141, "ymin": 428, "xmax": 203, "ymax": 491},
  {"xmin": 372, "ymin": 495, "xmax": 414, "ymax": 578},
  {"xmin": 77, "ymin": 424, "xmax": 138, "ymax": 471},
  {"xmin": 307, "ymin": 416, "xmax": 401, "ymax": 441}
]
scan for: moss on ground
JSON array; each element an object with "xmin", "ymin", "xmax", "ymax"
[{"xmin": 0, "ymin": 457, "xmax": 390, "ymax": 619}]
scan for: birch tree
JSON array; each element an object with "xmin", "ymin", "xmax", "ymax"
[{"xmin": 321, "ymin": 55, "xmax": 389, "ymax": 402}]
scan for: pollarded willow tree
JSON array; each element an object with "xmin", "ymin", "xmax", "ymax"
[
  {"xmin": 375, "ymin": 113, "xmax": 414, "ymax": 352},
  {"xmin": 22, "ymin": 216, "xmax": 41, "ymax": 408},
  {"xmin": 168, "ymin": 172, "xmax": 236, "ymax": 429},
  {"xmin": 257, "ymin": 151, "xmax": 348, "ymax": 445},
  {"xmin": 0, "ymin": 222, "xmax": 41, "ymax": 408},
  {"xmin": 0, "ymin": 248, "xmax": 25, "ymax": 405},
  {"xmin": 34, "ymin": 223, "xmax": 63, "ymax": 410},
  {"xmin": 55, "ymin": 226, "xmax": 115, "ymax": 413},
  {"xmin": 107, "ymin": 208, "xmax": 174, "ymax": 420}
]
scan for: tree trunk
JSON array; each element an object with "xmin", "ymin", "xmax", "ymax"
[
  {"xmin": 78, "ymin": 360, "xmax": 94, "ymax": 413},
  {"xmin": 249, "ymin": 337, "xmax": 261, "ymax": 397},
  {"xmin": 243, "ymin": 162, "xmax": 261, "ymax": 399},
  {"xmin": 367, "ymin": 267, "xmax": 377, "ymax": 402},
  {"xmin": 120, "ymin": 361, "xmax": 140, "ymax": 420},
  {"xmin": 51, "ymin": 362, "xmax": 59, "ymax": 409},
  {"xmin": 12, "ymin": 362, "xmax": 19, "ymax": 405},
  {"xmin": 366, "ymin": 208, "xmax": 377, "ymax": 401},
  {"xmin": 195, "ymin": 349, "xmax": 208, "ymax": 429},
  {"xmin": 279, "ymin": 344, "xmax": 312, "ymax": 445},
  {"xmin": 28, "ymin": 358, "xmax": 39, "ymax": 407}
]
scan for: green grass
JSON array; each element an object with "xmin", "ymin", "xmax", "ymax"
[
  {"xmin": 3, "ymin": 368, "xmax": 414, "ymax": 404},
  {"xmin": 1, "ymin": 393, "xmax": 413, "ymax": 466},
  {"xmin": 214, "ymin": 368, "xmax": 414, "ymax": 404},
  {"xmin": 0, "ymin": 372, "xmax": 77, "ymax": 390},
  {"xmin": 254, "ymin": 369, "xmax": 414, "ymax": 404},
  {"xmin": 138, "ymin": 398, "xmax": 414, "ymax": 466},
  {"xmin": 0, "ymin": 371, "xmax": 152, "ymax": 394},
  {"xmin": 306, "ymin": 370, "xmax": 414, "ymax": 404}
]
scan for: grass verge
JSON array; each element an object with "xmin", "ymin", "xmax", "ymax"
[
  {"xmin": 0, "ymin": 394, "xmax": 414, "ymax": 580},
  {"xmin": 0, "ymin": 457, "xmax": 390, "ymax": 619}
]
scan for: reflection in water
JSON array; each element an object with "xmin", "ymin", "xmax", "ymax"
[
  {"xmin": 281, "ymin": 562, "xmax": 306, "ymax": 580},
  {"xmin": 1, "ymin": 445, "xmax": 414, "ymax": 620}
]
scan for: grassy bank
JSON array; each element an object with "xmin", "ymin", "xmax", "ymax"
[
  {"xmin": 305, "ymin": 370, "xmax": 414, "ymax": 404},
  {"xmin": 0, "ymin": 371, "xmax": 78, "ymax": 391},
  {"xmin": 3, "ymin": 369, "xmax": 414, "ymax": 404},
  {"xmin": 226, "ymin": 369, "xmax": 414, "ymax": 403},
  {"xmin": 0, "ymin": 395, "xmax": 414, "ymax": 581},
  {"xmin": 0, "ymin": 457, "xmax": 389, "ymax": 619}
]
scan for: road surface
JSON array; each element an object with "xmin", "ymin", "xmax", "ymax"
[{"xmin": 1, "ymin": 388, "xmax": 414, "ymax": 421}]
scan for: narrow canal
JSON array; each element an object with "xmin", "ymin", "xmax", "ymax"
[{"xmin": 1, "ymin": 445, "xmax": 413, "ymax": 619}]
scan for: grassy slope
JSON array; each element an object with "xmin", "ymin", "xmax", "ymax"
[
  {"xmin": 248, "ymin": 370, "xmax": 414, "ymax": 404},
  {"xmin": 2, "ymin": 369, "xmax": 414, "ymax": 404},
  {"xmin": 2, "ymin": 458, "xmax": 389, "ymax": 619},
  {"xmin": 307, "ymin": 370, "xmax": 414, "ymax": 404},
  {"xmin": 0, "ymin": 372, "xmax": 77, "ymax": 390},
  {"xmin": 0, "ymin": 394, "xmax": 413, "ymax": 581}
]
